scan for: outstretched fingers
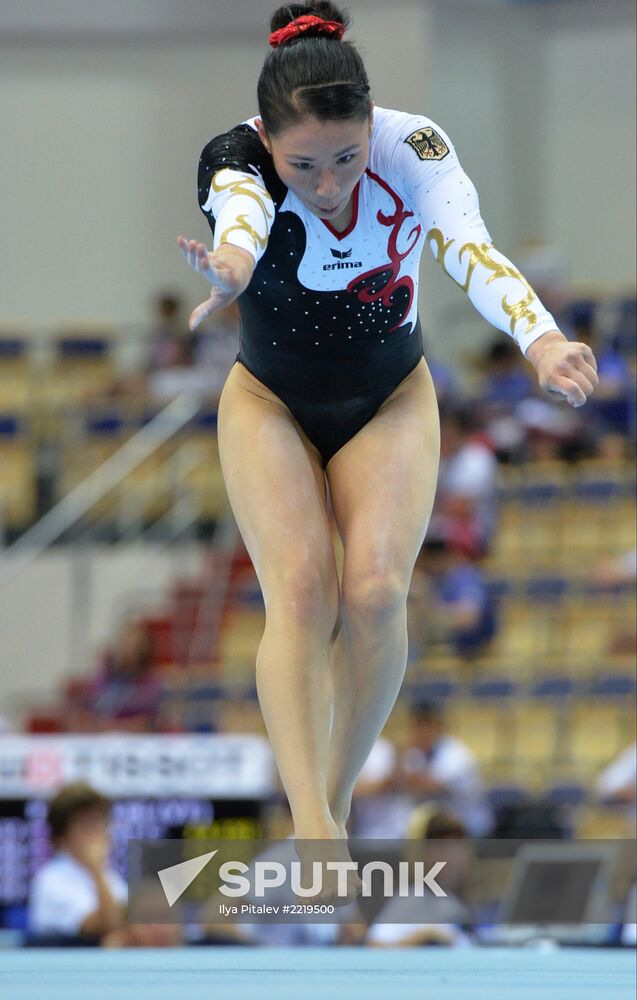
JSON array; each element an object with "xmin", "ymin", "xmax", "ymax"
[
  {"xmin": 177, "ymin": 236, "xmax": 213, "ymax": 275},
  {"xmin": 177, "ymin": 235, "xmax": 234, "ymax": 295}
]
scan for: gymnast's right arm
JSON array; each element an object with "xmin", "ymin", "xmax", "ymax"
[{"xmin": 177, "ymin": 130, "xmax": 277, "ymax": 330}]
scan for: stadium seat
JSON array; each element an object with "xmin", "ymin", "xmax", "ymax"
[
  {"xmin": 0, "ymin": 328, "xmax": 34, "ymax": 413},
  {"xmin": 0, "ymin": 414, "xmax": 37, "ymax": 532},
  {"xmin": 445, "ymin": 699, "xmax": 508, "ymax": 767},
  {"xmin": 575, "ymin": 804, "xmax": 635, "ymax": 839},
  {"xmin": 545, "ymin": 781, "xmax": 588, "ymax": 808},
  {"xmin": 41, "ymin": 322, "xmax": 117, "ymax": 411},
  {"xmin": 565, "ymin": 700, "xmax": 629, "ymax": 770},
  {"xmin": 510, "ymin": 699, "xmax": 563, "ymax": 768}
]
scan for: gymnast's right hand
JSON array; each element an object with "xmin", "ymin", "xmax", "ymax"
[{"xmin": 177, "ymin": 237, "xmax": 255, "ymax": 330}]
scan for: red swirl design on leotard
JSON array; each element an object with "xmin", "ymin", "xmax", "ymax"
[{"xmin": 347, "ymin": 168, "xmax": 422, "ymax": 332}]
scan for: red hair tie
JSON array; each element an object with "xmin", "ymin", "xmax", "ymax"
[{"xmin": 269, "ymin": 15, "xmax": 345, "ymax": 48}]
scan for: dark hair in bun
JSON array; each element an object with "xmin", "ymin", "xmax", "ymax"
[{"xmin": 258, "ymin": 3, "xmax": 372, "ymax": 135}]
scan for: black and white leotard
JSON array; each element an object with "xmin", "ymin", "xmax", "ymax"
[{"xmin": 198, "ymin": 107, "xmax": 557, "ymax": 466}]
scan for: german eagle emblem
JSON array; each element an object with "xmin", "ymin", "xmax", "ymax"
[{"xmin": 404, "ymin": 127, "xmax": 449, "ymax": 161}]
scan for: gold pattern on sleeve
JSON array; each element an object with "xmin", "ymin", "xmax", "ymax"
[
  {"xmin": 220, "ymin": 215, "xmax": 269, "ymax": 252},
  {"xmin": 210, "ymin": 170, "xmax": 274, "ymax": 253},
  {"xmin": 427, "ymin": 228, "xmax": 538, "ymax": 337}
]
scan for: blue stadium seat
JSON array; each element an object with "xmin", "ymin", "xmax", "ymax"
[
  {"xmin": 470, "ymin": 678, "xmax": 518, "ymax": 699},
  {"xmin": 484, "ymin": 578, "xmax": 513, "ymax": 600},
  {"xmin": 0, "ymin": 338, "xmax": 27, "ymax": 359},
  {"xmin": 56, "ymin": 337, "xmax": 111, "ymax": 359},
  {"xmin": 520, "ymin": 481, "xmax": 566, "ymax": 505},
  {"xmin": 574, "ymin": 479, "xmax": 623, "ymax": 503},
  {"xmin": 193, "ymin": 409, "xmax": 219, "ymax": 432},
  {"xmin": 525, "ymin": 577, "xmax": 570, "ymax": 602},
  {"xmin": 546, "ymin": 782, "xmax": 588, "ymax": 807},
  {"xmin": 0, "ymin": 414, "xmax": 25, "ymax": 437},
  {"xmin": 407, "ymin": 679, "xmax": 458, "ymax": 701},
  {"xmin": 587, "ymin": 675, "xmax": 636, "ymax": 698},
  {"xmin": 84, "ymin": 411, "xmax": 127, "ymax": 435},
  {"xmin": 487, "ymin": 784, "xmax": 527, "ymax": 808},
  {"xmin": 531, "ymin": 676, "xmax": 577, "ymax": 699}
]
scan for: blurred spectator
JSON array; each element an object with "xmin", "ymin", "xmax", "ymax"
[
  {"xmin": 147, "ymin": 291, "xmax": 192, "ymax": 371},
  {"xmin": 194, "ymin": 302, "xmax": 241, "ymax": 393},
  {"xmin": 28, "ymin": 782, "xmax": 127, "ymax": 942},
  {"xmin": 471, "ymin": 338, "xmax": 536, "ymax": 463},
  {"xmin": 396, "ymin": 700, "xmax": 493, "ymax": 838},
  {"xmin": 515, "ymin": 396, "xmax": 583, "ymax": 462},
  {"xmin": 621, "ymin": 882, "xmax": 636, "ymax": 947},
  {"xmin": 350, "ymin": 735, "xmax": 416, "ymax": 839},
  {"xmin": 512, "ymin": 242, "xmax": 574, "ymax": 337},
  {"xmin": 433, "ymin": 404, "xmax": 498, "ymax": 555},
  {"xmin": 421, "ymin": 332, "xmax": 459, "ymax": 408},
  {"xmin": 78, "ymin": 618, "xmax": 160, "ymax": 730},
  {"xmin": 595, "ymin": 432, "xmax": 634, "ymax": 463},
  {"xmin": 570, "ymin": 303, "xmax": 635, "ymax": 440},
  {"xmin": 591, "ymin": 548, "xmax": 637, "ymax": 591},
  {"xmin": 409, "ymin": 537, "xmax": 498, "ymax": 662},
  {"xmin": 365, "ymin": 806, "xmax": 474, "ymax": 947},
  {"xmin": 476, "ymin": 339, "xmax": 535, "ymax": 409},
  {"xmin": 595, "ymin": 743, "xmax": 637, "ymax": 831},
  {"xmin": 591, "ymin": 548, "xmax": 637, "ymax": 655},
  {"xmin": 148, "ymin": 302, "xmax": 239, "ymax": 404},
  {"xmin": 353, "ymin": 701, "xmax": 493, "ymax": 839},
  {"xmin": 103, "ymin": 879, "xmax": 183, "ymax": 949}
]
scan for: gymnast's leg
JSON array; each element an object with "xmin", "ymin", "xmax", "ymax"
[
  {"xmin": 217, "ymin": 363, "xmax": 341, "ymax": 840},
  {"xmin": 324, "ymin": 358, "xmax": 440, "ymax": 833}
]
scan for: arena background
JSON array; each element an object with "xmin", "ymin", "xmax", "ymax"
[{"xmin": 0, "ymin": 0, "xmax": 635, "ymax": 982}]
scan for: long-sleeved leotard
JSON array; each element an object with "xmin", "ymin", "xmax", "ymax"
[{"xmin": 198, "ymin": 107, "xmax": 557, "ymax": 466}]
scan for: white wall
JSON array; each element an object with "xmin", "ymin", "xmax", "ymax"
[
  {"xmin": 420, "ymin": 1, "xmax": 548, "ymax": 365},
  {"xmin": 1, "ymin": 38, "xmax": 264, "ymax": 328},
  {"xmin": 542, "ymin": 0, "xmax": 636, "ymax": 292},
  {"xmin": 0, "ymin": 545, "xmax": 204, "ymax": 722},
  {"xmin": 1, "ymin": 0, "xmax": 633, "ymax": 336}
]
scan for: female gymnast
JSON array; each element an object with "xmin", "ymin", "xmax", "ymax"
[{"xmin": 178, "ymin": 3, "xmax": 598, "ymax": 900}]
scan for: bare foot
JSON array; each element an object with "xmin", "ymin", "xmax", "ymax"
[{"xmin": 293, "ymin": 826, "xmax": 363, "ymax": 906}]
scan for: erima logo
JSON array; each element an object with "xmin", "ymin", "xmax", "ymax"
[{"xmin": 324, "ymin": 247, "xmax": 362, "ymax": 271}]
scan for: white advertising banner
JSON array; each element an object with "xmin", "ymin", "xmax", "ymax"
[{"xmin": 0, "ymin": 735, "xmax": 275, "ymax": 799}]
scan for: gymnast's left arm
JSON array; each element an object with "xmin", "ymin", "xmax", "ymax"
[{"xmin": 397, "ymin": 122, "xmax": 598, "ymax": 407}]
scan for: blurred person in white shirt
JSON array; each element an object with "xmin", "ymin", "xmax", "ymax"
[
  {"xmin": 352, "ymin": 700, "xmax": 493, "ymax": 840},
  {"xmin": 28, "ymin": 782, "xmax": 127, "ymax": 941},
  {"xmin": 366, "ymin": 806, "xmax": 475, "ymax": 948},
  {"xmin": 434, "ymin": 405, "xmax": 499, "ymax": 556},
  {"xmin": 595, "ymin": 743, "xmax": 637, "ymax": 831}
]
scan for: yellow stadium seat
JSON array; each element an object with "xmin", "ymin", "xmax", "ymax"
[
  {"xmin": 0, "ymin": 436, "xmax": 37, "ymax": 529},
  {"xmin": 173, "ymin": 435, "xmax": 231, "ymax": 522},
  {"xmin": 510, "ymin": 699, "xmax": 562, "ymax": 768},
  {"xmin": 565, "ymin": 701, "xmax": 631, "ymax": 769},
  {"xmin": 575, "ymin": 805, "xmax": 635, "ymax": 840},
  {"xmin": 445, "ymin": 699, "xmax": 508, "ymax": 768},
  {"xmin": 40, "ymin": 322, "xmax": 117, "ymax": 411}
]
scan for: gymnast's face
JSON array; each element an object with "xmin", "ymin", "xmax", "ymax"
[{"xmin": 256, "ymin": 114, "xmax": 372, "ymax": 222}]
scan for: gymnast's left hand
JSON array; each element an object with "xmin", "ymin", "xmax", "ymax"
[
  {"xmin": 525, "ymin": 330, "xmax": 599, "ymax": 407},
  {"xmin": 177, "ymin": 236, "xmax": 255, "ymax": 330}
]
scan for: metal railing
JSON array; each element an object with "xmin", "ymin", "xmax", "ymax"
[{"xmin": 0, "ymin": 393, "xmax": 200, "ymax": 590}]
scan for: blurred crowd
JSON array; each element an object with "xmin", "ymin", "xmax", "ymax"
[
  {"xmin": 2, "ymin": 276, "xmax": 635, "ymax": 952},
  {"xmin": 21, "ymin": 279, "xmax": 629, "ymax": 728},
  {"xmin": 24, "ymin": 751, "xmax": 636, "ymax": 951}
]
